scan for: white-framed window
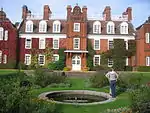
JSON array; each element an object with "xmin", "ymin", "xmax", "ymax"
[
  {"xmin": 145, "ymin": 33, "xmax": 150, "ymax": 43},
  {"xmin": 24, "ymin": 54, "xmax": 31, "ymax": 65},
  {"xmin": 125, "ymin": 41, "xmax": 128, "ymax": 50},
  {"xmin": 53, "ymin": 54, "xmax": 59, "ymax": 62},
  {"xmin": 3, "ymin": 54, "xmax": 7, "ymax": 64},
  {"xmin": 0, "ymin": 27, "xmax": 4, "ymax": 40},
  {"xmin": 93, "ymin": 21, "xmax": 101, "ymax": 34},
  {"xmin": 74, "ymin": 23, "xmax": 80, "ymax": 32},
  {"xmin": 53, "ymin": 39, "xmax": 59, "ymax": 49},
  {"xmin": 108, "ymin": 58, "xmax": 113, "ymax": 67},
  {"xmin": 53, "ymin": 20, "xmax": 61, "ymax": 33},
  {"xmin": 146, "ymin": 56, "xmax": 150, "ymax": 66},
  {"xmin": 25, "ymin": 20, "xmax": 33, "ymax": 32},
  {"xmin": 38, "ymin": 54, "xmax": 45, "ymax": 65},
  {"xmin": 120, "ymin": 22, "xmax": 128, "ymax": 34},
  {"xmin": 94, "ymin": 39, "xmax": 100, "ymax": 50},
  {"xmin": 107, "ymin": 21, "xmax": 115, "ymax": 34},
  {"xmin": 126, "ymin": 57, "xmax": 128, "ymax": 66},
  {"xmin": 73, "ymin": 38, "xmax": 80, "ymax": 49},
  {"xmin": 25, "ymin": 38, "xmax": 32, "ymax": 49},
  {"xmin": 4, "ymin": 30, "xmax": 8, "ymax": 41},
  {"xmin": 39, "ymin": 20, "xmax": 47, "ymax": 32},
  {"xmin": 93, "ymin": 55, "xmax": 100, "ymax": 66},
  {"xmin": 39, "ymin": 38, "xmax": 45, "ymax": 49},
  {"xmin": 108, "ymin": 40, "xmax": 114, "ymax": 49},
  {"xmin": 0, "ymin": 51, "xmax": 2, "ymax": 63}
]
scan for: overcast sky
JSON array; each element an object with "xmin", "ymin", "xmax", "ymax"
[{"xmin": 1, "ymin": 0, "xmax": 150, "ymax": 27}]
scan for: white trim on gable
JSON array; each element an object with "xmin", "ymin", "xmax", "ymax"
[{"xmin": 19, "ymin": 34, "xmax": 66, "ymax": 39}]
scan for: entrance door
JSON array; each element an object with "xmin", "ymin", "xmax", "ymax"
[{"xmin": 72, "ymin": 55, "xmax": 81, "ymax": 71}]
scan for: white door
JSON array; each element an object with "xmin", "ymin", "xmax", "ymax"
[{"xmin": 72, "ymin": 55, "xmax": 81, "ymax": 71}]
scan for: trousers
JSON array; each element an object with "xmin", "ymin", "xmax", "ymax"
[{"xmin": 110, "ymin": 80, "xmax": 116, "ymax": 98}]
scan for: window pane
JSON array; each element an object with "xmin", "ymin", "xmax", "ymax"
[
  {"xmin": 109, "ymin": 41, "xmax": 113, "ymax": 49},
  {"xmin": 0, "ymin": 51, "xmax": 2, "ymax": 63},
  {"xmin": 94, "ymin": 40, "xmax": 99, "ymax": 50},
  {"xmin": 39, "ymin": 55, "xmax": 45, "ymax": 65},
  {"xmin": 26, "ymin": 39, "xmax": 31, "ymax": 49},
  {"xmin": 74, "ymin": 38, "xmax": 79, "ymax": 49}
]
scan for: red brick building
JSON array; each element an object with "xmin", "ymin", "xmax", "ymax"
[
  {"xmin": 136, "ymin": 17, "xmax": 150, "ymax": 66},
  {"xmin": 19, "ymin": 5, "xmax": 135, "ymax": 71},
  {"xmin": 0, "ymin": 8, "xmax": 18, "ymax": 68}
]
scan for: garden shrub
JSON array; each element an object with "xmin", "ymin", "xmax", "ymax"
[
  {"xmin": 124, "ymin": 66, "xmax": 133, "ymax": 71},
  {"xmin": 137, "ymin": 66, "xmax": 150, "ymax": 72},
  {"xmin": 63, "ymin": 67, "xmax": 71, "ymax": 71},
  {"xmin": 92, "ymin": 65, "xmax": 110, "ymax": 71},
  {"xmin": 117, "ymin": 72, "xmax": 142, "ymax": 90},
  {"xmin": 130, "ymin": 85, "xmax": 150, "ymax": 113},
  {"xmin": 0, "ymin": 72, "xmax": 60, "ymax": 113},
  {"xmin": 90, "ymin": 72, "xmax": 109, "ymax": 88},
  {"xmin": 34, "ymin": 68, "xmax": 67, "ymax": 87}
]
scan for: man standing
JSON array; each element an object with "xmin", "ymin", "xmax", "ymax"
[{"xmin": 105, "ymin": 68, "xmax": 119, "ymax": 98}]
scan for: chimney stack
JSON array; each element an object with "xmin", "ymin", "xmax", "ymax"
[
  {"xmin": 22, "ymin": 5, "xmax": 28, "ymax": 19},
  {"xmin": 43, "ymin": 5, "xmax": 52, "ymax": 20},
  {"xmin": 67, "ymin": 5, "xmax": 72, "ymax": 20},
  {"xmin": 0, "ymin": 8, "xmax": 6, "ymax": 20},
  {"xmin": 103, "ymin": 6, "xmax": 111, "ymax": 21},
  {"xmin": 126, "ymin": 7, "xmax": 132, "ymax": 22},
  {"xmin": 82, "ymin": 6, "xmax": 87, "ymax": 20}
]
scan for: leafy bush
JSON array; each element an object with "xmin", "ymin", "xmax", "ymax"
[
  {"xmin": 102, "ymin": 107, "xmax": 132, "ymax": 113},
  {"xmin": 63, "ymin": 67, "xmax": 71, "ymax": 71},
  {"xmin": 0, "ymin": 72, "xmax": 60, "ymax": 113},
  {"xmin": 130, "ymin": 85, "xmax": 150, "ymax": 113},
  {"xmin": 34, "ymin": 68, "xmax": 67, "ymax": 87},
  {"xmin": 90, "ymin": 73, "xmax": 109, "ymax": 88},
  {"xmin": 92, "ymin": 65, "xmax": 110, "ymax": 71},
  {"xmin": 124, "ymin": 66, "xmax": 133, "ymax": 71},
  {"xmin": 117, "ymin": 72, "xmax": 142, "ymax": 90},
  {"xmin": 137, "ymin": 66, "xmax": 150, "ymax": 72}
]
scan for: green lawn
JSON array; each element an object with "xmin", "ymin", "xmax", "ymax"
[{"xmin": 0, "ymin": 69, "xmax": 18, "ymax": 75}]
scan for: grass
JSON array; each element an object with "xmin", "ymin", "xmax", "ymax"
[{"xmin": 0, "ymin": 69, "xmax": 18, "ymax": 75}]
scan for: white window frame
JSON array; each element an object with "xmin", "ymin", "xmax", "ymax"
[
  {"xmin": 3, "ymin": 54, "xmax": 7, "ymax": 64},
  {"xmin": 120, "ymin": 22, "xmax": 128, "ymax": 34},
  {"xmin": 0, "ymin": 51, "xmax": 2, "ymax": 63},
  {"xmin": 38, "ymin": 54, "xmax": 45, "ymax": 65},
  {"xmin": 25, "ymin": 38, "xmax": 32, "ymax": 49},
  {"xmin": 126, "ymin": 57, "xmax": 128, "ymax": 66},
  {"xmin": 24, "ymin": 54, "xmax": 31, "ymax": 65},
  {"xmin": 146, "ymin": 33, "xmax": 150, "ymax": 43},
  {"xmin": 53, "ymin": 20, "xmax": 61, "ymax": 33},
  {"xmin": 74, "ymin": 23, "xmax": 80, "ymax": 32},
  {"xmin": 39, "ymin": 20, "xmax": 47, "ymax": 32},
  {"xmin": 108, "ymin": 40, "xmax": 114, "ymax": 50},
  {"xmin": 25, "ymin": 20, "xmax": 33, "ymax": 32},
  {"xmin": 39, "ymin": 38, "xmax": 45, "ymax": 49},
  {"xmin": 73, "ymin": 38, "xmax": 80, "ymax": 49},
  {"xmin": 53, "ymin": 38, "xmax": 59, "ymax": 49},
  {"xmin": 94, "ymin": 39, "xmax": 100, "ymax": 50},
  {"xmin": 125, "ymin": 40, "xmax": 128, "ymax": 50},
  {"xmin": 93, "ymin": 55, "xmax": 100, "ymax": 66},
  {"xmin": 108, "ymin": 58, "xmax": 113, "ymax": 67},
  {"xmin": 0, "ymin": 27, "xmax": 4, "ymax": 40},
  {"xmin": 146, "ymin": 56, "xmax": 150, "ymax": 66},
  {"xmin": 4, "ymin": 30, "xmax": 8, "ymax": 41},
  {"xmin": 53, "ymin": 54, "xmax": 59, "ymax": 62},
  {"xmin": 107, "ymin": 21, "xmax": 115, "ymax": 34},
  {"xmin": 93, "ymin": 21, "xmax": 101, "ymax": 34}
]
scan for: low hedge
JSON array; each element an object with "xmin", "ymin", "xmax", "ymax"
[{"xmin": 137, "ymin": 66, "xmax": 150, "ymax": 72}]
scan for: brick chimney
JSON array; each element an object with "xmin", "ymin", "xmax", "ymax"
[
  {"xmin": 43, "ymin": 5, "xmax": 52, "ymax": 20},
  {"xmin": 67, "ymin": 5, "xmax": 72, "ymax": 20},
  {"xmin": 22, "ymin": 5, "xmax": 28, "ymax": 19},
  {"xmin": 103, "ymin": 6, "xmax": 111, "ymax": 21},
  {"xmin": 126, "ymin": 7, "xmax": 132, "ymax": 22},
  {"xmin": 82, "ymin": 6, "xmax": 87, "ymax": 21}
]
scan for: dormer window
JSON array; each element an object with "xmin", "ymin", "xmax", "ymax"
[
  {"xmin": 120, "ymin": 22, "xmax": 128, "ymax": 34},
  {"xmin": 0, "ymin": 27, "xmax": 4, "ymax": 40},
  {"xmin": 53, "ymin": 20, "xmax": 61, "ymax": 33},
  {"xmin": 39, "ymin": 20, "xmax": 47, "ymax": 32},
  {"xmin": 107, "ymin": 21, "xmax": 115, "ymax": 34},
  {"xmin": 74, "ymin": 23, "xmax": 80, "ymax": 32},
  {"xmin": 93, "ymin": 21, "xmax": 101, "ymax": 34},
  {"xmin": 25, "ymin": 20, "xmax": 33, "ymax": 32}
]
